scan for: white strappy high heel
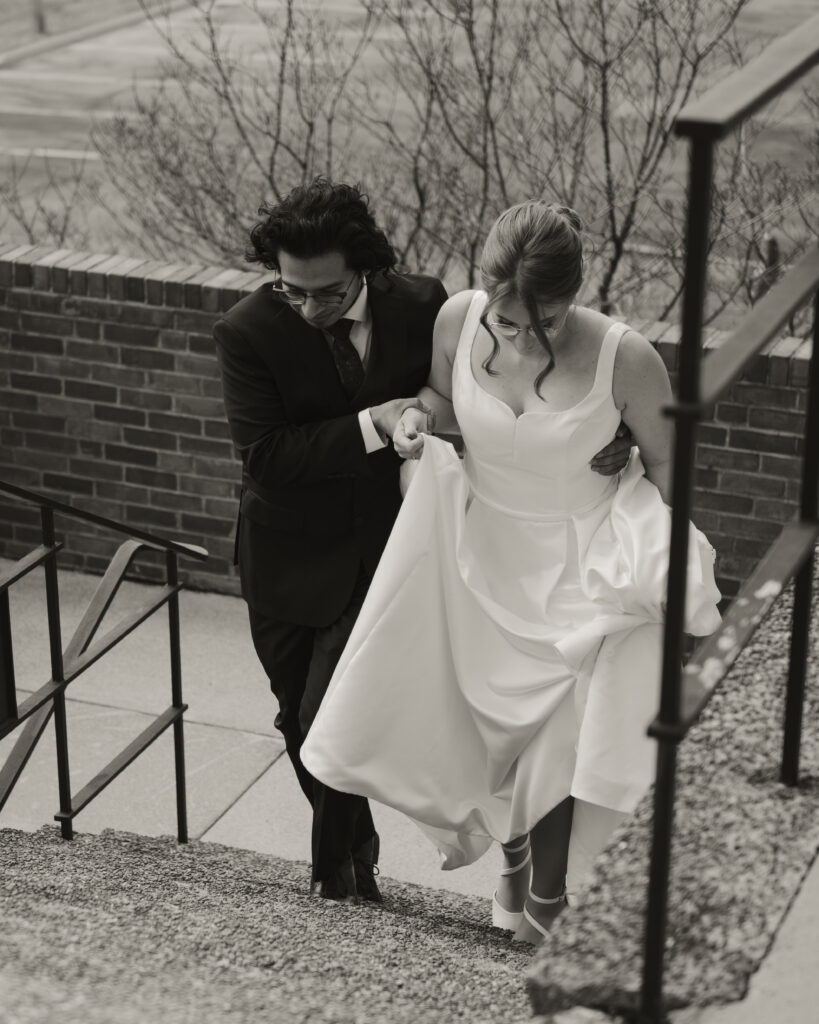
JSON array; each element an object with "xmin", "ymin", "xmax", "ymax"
[
  {"xmin": 491, "ymin": 838, "xmax": 532, "ymax": 931},
  {"xmin": 519, "ymin": 884, "xmax": 569, "ymax": 941}
]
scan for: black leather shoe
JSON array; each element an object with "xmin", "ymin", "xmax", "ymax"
[
  {"xmin": 311, "ymin": 857, "xmax": 359, "ymax": 904},
  {"xmin": 353, "ymin": 834, "xmax": 382, "ymax": 903}
]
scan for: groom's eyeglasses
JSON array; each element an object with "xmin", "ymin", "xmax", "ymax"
[{"xmin": 271, "ymin": 271, "xmax": 360, "ymax": 307}]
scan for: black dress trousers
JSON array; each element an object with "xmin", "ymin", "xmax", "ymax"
[{"xmin": 247, "ymin": 563, "xmax": 376, "ymax": 883}]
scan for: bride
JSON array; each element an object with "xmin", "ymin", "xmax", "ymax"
[{"xmin": 300, "ymin": 200, "xmax": 721, "ymax": 944}]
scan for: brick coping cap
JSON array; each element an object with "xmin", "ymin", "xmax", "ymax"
[{"xmin": 0, "ymin": 244, "xmax": 810, "ymax": 355}]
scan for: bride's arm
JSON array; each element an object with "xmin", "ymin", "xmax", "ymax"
[
  {"xmin": 612, "ymin": 330, "xmax": 675, "ymax": 504},
  {"xmin": 394, "ymin": 291, "xmax": 474, "ymax": 457}
]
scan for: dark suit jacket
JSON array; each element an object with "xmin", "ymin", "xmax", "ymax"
[{"xmin": 214, "ymin": 270, "xmax": 448, "ymax": 626}]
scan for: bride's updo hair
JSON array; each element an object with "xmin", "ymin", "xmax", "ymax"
[{"xmin": 479, "ymin": 201, "xmax": 584, "ymax": 393}]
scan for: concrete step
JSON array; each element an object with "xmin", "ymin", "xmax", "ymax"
[{"xmin": 1, "ymin": 825, "xmax": 535, "ymax": 1024}]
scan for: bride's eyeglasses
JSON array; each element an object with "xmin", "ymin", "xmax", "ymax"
[
  {"xmin": 481, "ymin": 309, "xmax": 569, "ymax": 341},
  {"xmin": 271, "ymin": 271, "xmax": 360, "ymax": 307}
]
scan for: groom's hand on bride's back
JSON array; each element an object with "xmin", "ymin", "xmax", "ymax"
[{"xmin": 589, "ymin": 421, "xmax": 633, "ymax": 476}]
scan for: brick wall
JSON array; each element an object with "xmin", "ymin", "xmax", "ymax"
[
  {"xmin": 0, "ymin": 245, "xmax": 812, "ymax": 601},
  {"xmin": 648, "ymin": 322, "xmax": 810, "ymax": 598},
  {"xmin": 0, "ymin": 244, "xmax": 276, "ymax": 594}
]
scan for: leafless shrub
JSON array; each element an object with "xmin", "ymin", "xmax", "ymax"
[{"xmin": 2, "ymin": 0, "xmax": 815, "ymax": 334}]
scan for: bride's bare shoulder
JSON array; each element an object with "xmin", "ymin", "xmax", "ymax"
[
  {"xmin": 433, "ymin": 289, "xmax": 481, "ymax": 358},
  {"xmin": 573, "ymin": 305, "xmax": 615, "ymax": 339},
  {"xmin": 437, "ymin": 289, "xmax": 479, "ymax": 327},
  {"xmin": 612, "ymin": 320, "xmax": 671, "ymax": 411}
]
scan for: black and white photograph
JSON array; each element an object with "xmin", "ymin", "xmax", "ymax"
[{"xmin": 1, "ymin": 2, "xmax": 818, "ymax": 1022}]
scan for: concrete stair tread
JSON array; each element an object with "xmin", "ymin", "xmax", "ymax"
[{"xmin": 1, "ymin": 825, "xmax": 535, "ymax": 1024}]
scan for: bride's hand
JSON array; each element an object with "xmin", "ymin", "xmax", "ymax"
[{"xmin": 394, "ymin": 406, "xmax": 434, "ymax": 460}]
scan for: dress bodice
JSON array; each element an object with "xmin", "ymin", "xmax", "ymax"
[{"xmin": 452, "ymin": 291, "xmax": 626, "ymax": 519}]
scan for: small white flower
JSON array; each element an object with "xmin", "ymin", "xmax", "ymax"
[
  {"xmin": 700, "ymin": 657, "xmax": 725, "ymax": 689},
  {"xmin": 717, "ymin": 628, "xmax": 736, "ymax": 651},
  {"xmin": 754, "ymin": 580, "xmax": 782, "ymax": 600}
]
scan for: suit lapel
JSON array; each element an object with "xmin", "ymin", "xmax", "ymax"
[
  {"xmin": 362, "ymin": 272, "xmax": 409, "ymax": 403},
  {"xmin": 265, "ymin": 295, "xmax": 350, "ymax": 414}
]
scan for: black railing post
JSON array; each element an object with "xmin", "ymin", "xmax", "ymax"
[
  {"xmin": 640, "ymin": 135, "xmax": 714, "ymax": 1024},
  {"xmin": 167, "ymin": 550, "xmax": 188, "ymax": 843},
  {"xmin": 781, "ymin": 292, "xmax": 819, "ymax": 785},
  {"xmin": 0, "ymin": 483, "xmax": 207, "ymax": 834},
  {"xmin": 41, "ymin": 509, "xmax": 73, "ymax": 840},
  {"xmin": 0, "ymin": 589, "xmax": 18, "ymax": 728}
]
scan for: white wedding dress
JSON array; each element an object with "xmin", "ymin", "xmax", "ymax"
[{"xmin": 301, "ymin": 291, "xmax": 721, "ymax": 882}]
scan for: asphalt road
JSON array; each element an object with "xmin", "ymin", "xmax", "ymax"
[
  {"xmin": 1, "ymin": 0, "xmax": 814, "ymax": 161},
  {"xmin": 0, "ymin": 0, "xmax": 370, "ymax": 245}
]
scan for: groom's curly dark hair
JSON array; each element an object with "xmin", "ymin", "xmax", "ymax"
[{"xmin": 246, "ymin": 177, "xmax": 397, "ymax": 273}]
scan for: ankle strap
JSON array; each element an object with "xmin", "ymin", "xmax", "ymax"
[
  {"xmin": 499, "ymin": 846, "xmax": 532, "ymax": 876},
  {"xmin": 502, "ymin": 837, "xmax": 530, "ymax": 854},
  {"xmin": 528, "ymin": 884, "xmax": 567, "ymax": 905}
]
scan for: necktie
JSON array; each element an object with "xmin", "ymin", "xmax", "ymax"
[{"xmin": 327, "ymin": 318, "xmax": 365, "ymax": 400}]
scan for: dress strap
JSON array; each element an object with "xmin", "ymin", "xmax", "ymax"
[
  {"xmin": 460, "ymin": 291, "xmax": 486, "ymax": 347},
  {"xmin": 592, "ymin": 321, "xmax": 630, "ymax": 396},
  {"xmin": 454, "ymin": 290, "xmax": 487, "ymax": 374}
]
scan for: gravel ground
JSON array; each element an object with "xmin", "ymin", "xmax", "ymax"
[
  {"xmin": 527, "ymin": 561, "xmax": 819, "ymax": 1021},
  {"xmin": 0, "ymin": 826, "xmax": 537, "ymax": 1024}
]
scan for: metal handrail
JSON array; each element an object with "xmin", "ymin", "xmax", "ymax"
[
  {"xmin": 0, "ymin": 479, "xmax": 208, "ymax": 562},
  {"xmin": 675, "ymin": 11, "xmax": 819, "ymax": 141},
  {"xmin": 650, "ymin": 521, "xmax": 819, "ymax": 742},
  {"xmin": 638, "ymin": 16, "xmax": 819, "ymax": 1024},
  {"xmin": 693, "ymin": 246, "xmax": 819, "ymax": 411},
  {"xmin": 0, "ymin": 482, "xmax": 209, "ymax": 842}
]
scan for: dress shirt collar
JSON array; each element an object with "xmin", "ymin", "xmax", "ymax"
[{"xmin": 342, "ymin": 275, "xmax": 369, "ymax": 323}]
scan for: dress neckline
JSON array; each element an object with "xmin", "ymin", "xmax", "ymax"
[{"xmin": 465, "ymin": 293, "xmax": 625, "ymax": 422}]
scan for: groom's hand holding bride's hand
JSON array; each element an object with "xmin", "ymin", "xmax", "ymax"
[
  {"xmin": 370, "ymin": 397, "xmax": 434, "ymax": 446},
  {"xmin": 394, "ymin": 405, "xmax": 436, "ymax": 460}
]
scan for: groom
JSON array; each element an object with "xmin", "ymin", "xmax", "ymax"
[
  {"xmin": 213, "ymin": 178, "xmax": 446, "ymax": 902},
  {"xmin": 214, "ymin": 177, "xmax": 632, "ymax": 903}
]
